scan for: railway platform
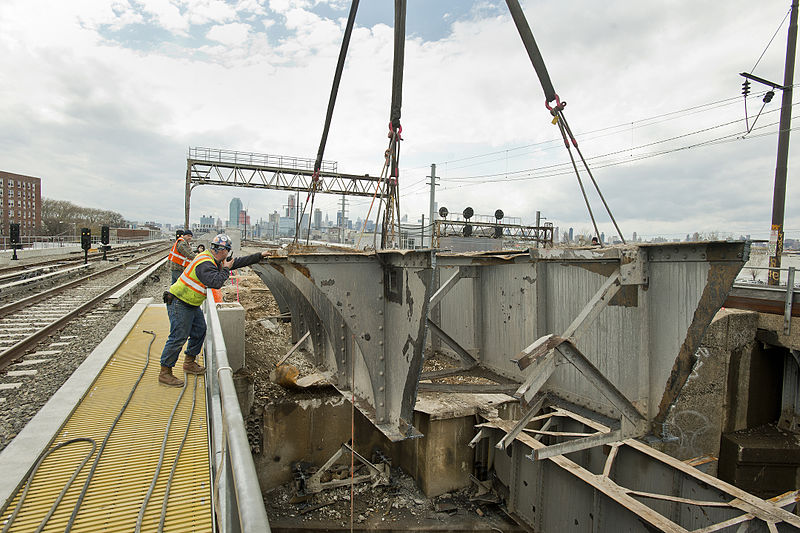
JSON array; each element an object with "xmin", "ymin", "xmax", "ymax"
[{"xmin": 0, "ymin": 297, "xmax": 269, "ymax": 532}]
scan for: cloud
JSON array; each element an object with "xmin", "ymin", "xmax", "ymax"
[
  {"xmin": 0, "ymin": 0, "xmax": 797, "ymax": 240},
  {"xmin": 206, "ymin": 22, "xmax": 251, "ymax": 46}
]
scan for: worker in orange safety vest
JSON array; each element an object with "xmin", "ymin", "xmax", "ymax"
[{"xmin": 168, "ymin": 229, "xmax": 195, "ymax": 283}]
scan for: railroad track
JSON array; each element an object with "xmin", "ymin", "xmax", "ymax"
[
  {"xmin": 0, "ymin": 247, "xmax": 169, "ymax": 371},
  {"xmin": 0, "ymin": 242, "xmax": 170, "ymax": 305},
  {"xmin": 0, "ymin": 240, "xmax": 168, "ymax": 280}
]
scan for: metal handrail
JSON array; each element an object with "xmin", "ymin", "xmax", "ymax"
[
  {"xmin": 204, "ymin": 294, "xmax": 270, "ymax": 532},
  {"xmin": 189, "ymin": 146, "xmax": 337, "ymax": 173}
]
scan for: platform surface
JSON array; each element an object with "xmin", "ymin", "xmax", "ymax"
[{"xmin": 1, "ymin": 304, "xmax": 212, "ymax": 532}]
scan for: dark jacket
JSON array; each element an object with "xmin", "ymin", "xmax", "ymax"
[{"xmin": 194, "ymin": 251, "xmax": 263, "ymax": 290}]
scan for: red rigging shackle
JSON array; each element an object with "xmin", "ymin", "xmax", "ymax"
[
  {"xmin": 545, "ymin": 94, "xmax": 565, "ymax": 112},
  {"xmin": 388, "ymin": 122, "xmax": 403, "ymax": 139}
]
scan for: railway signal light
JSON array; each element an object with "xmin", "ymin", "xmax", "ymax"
[
  {"xmin": 81, "ymin": 228, "xmax": 91, "ymax": 251},
  {"xmin": 9, "ymin": 223, "xmax": 20, "ymax": 260},
  {"xmin": 9, "ymin": 223, "xmax": 20, "ymax": 245},
  {"xmin": 101, "ymin": 225, "xmax": 110, "ymax": 245}
]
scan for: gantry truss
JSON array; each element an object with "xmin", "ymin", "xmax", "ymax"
[
  {"xmin": 184, "ymin": 147, "xmax": 385, "ymax": 228},
  {"xmin": 433, "ymin": 219, "xmax": 554, "ymax": 247}
]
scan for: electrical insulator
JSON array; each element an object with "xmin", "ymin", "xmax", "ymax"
[
  {"xmin": 741, "ymin": 79, "xmax": 751, "ymax": 97},
  {"xmin": 763, "ymin": 90, "xmax": 775, "ymax": 103}
]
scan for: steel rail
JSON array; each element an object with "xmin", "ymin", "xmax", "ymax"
[
  {"xmin": 0, "ymin": 252, "xmax": 168, "ymax": 370},
  {"xmin": 0, "ymin": 246, "xmax": 169, "ymax": 318},
  {"xmin": 0, "ymin": 241, "xmax": 168, "ymax": 278}
]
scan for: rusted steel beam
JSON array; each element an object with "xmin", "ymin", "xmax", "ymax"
[{"xmin": 254, "ymin": 251, "xmax": 433, "ymax": 441}]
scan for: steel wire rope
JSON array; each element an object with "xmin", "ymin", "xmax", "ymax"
[
  {"xmin": 557, "ymin": 109, "xmax": 625, "ymax": 243},
  {"xmin": 158, "ymin": 374, "xmax": 199, "ymax": 532},
  {"xmin": 1, "ymin": 438, "xmax": 97, "ymax": 533},
  {"xmin": 553, "ymin": 112, "xmax": 602, "ymax": 243},
  {"xmin": 751, "ymin": 6, "xmax": 792, "ymax": 74},
  {"xmin": 62, "ymin": 329, "xmax": 158, "ymax": 532},
  {"xmin": 134, "ymin": 368, "xmax": 197, "ymax": 532}
]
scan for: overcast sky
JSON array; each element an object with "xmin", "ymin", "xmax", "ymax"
[{"xmin": 1, "ymin": 0, "xmax": 798, "ymax": 241}]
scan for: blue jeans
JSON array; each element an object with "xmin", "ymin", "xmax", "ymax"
[
  {"xmin": 161, "ymin": 298, "xmax": 206, "ymax": 367},
  {"xmin": 170, "ymin": 269, "xmax": 182, "ymax": 284}
]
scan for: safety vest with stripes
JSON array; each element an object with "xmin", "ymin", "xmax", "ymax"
[
  {"xmin": 168, "ymin": 237, "xmax": 191, "ymax": 268},
  {"xmin": 170, "ymin": 250, "xmax": 216, "ymax": 306}
]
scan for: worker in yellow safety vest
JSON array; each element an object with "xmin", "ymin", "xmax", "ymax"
[
  {"xmin": 168, "ymin": 230, "xmax": 195, "ymax": 284},
  {"xmin": 158, "ymin": 233, "xmax": 271, "ymax": 387}
]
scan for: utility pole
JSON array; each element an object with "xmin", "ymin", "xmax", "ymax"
[
  {"xmin": 340, "ymin": 194, "xmax": 347, "ymax": 244},
  {"xmin": 769, "ymin": 0, "xmax": 798, "ymax": 285},
  {"xmin": 428, "ymin": 164, "xmax": 438, "ymax": 249},
  {"xmin": 294, "ymin": 192, "xmax": 300, "ymax": 241},
  {"xmin": 420, "ymin": 214, "xmax": 425, "ymax": 249},
  {"xmin": 535, "ymin": 210, "xmax": 541, "ymax": 248}
]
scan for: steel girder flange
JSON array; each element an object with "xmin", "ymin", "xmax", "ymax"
[
  {"xmin": 251, "ymin": 264, "xmax": 328, "ymax": 367},
  {"xmin": 267, "ymin": 251, "xmax": 433, "ymax": 441}
]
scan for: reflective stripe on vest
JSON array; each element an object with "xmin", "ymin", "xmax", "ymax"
[
  {"xmin": 168, "ymin": 237, "xmax": 190, "ymax": 267},
  {"xmin": 169, "ymin": 250, "xmax": 216, "ymax": 306}
]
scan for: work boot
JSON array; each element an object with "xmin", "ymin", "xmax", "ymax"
[
  {"xmin": 183, "ymin": 357, "xmax": 206, "ymax": 375},
  {"xmin": 159, "ymin": 365, "xmax": 184, "ymax": 387}
]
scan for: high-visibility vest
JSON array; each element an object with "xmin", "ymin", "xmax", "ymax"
[
  {"xmin": 170, "ymin": 250, "xmax": 216, "ymax": 306},
  {"xmin": 168, "ymin": 237, "xmax": 190, "ymax": 267}
]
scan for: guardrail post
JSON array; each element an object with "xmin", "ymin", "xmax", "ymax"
[{"xmin": 204, "ymin": 295, "xmax": 271, "ymax": 533}]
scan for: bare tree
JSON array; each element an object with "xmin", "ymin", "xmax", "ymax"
[{"xmin": 41, "ymin": 198, "xmax": 127, "ymax": 236}]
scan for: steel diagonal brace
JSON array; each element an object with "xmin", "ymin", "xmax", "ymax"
[
  {"xmin": 428, "ymin": 267, "xmax": 466, "ymax": 309},
  {"xmin": 495, "ymin": 391, "xmax": 548, "ymax": 450},
  {"xmin": 555, "ymin": 341, "xmax": 645, "ymax": 424},
  {"xmin": 514, "ymin": 345, "xmax": 558, "ymax": 404},
  {"xmin": 426, "ymin": 318, "xmax": 478, "ymax": 369},
  {"xmin": 513, "ymin": 269, "xmax": 622, "ymax": 370}
]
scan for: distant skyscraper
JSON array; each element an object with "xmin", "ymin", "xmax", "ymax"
[
  {"xmin": 229, "ymin": 197, "xmax": 243, "ymax": 228},
  {"xmin": 287, "ymin": 194, "xmax": 296, "ymax": 219},
  {"xmin": 314, "ymin": 208, "xmax": 322, "ymax": 230},
  {"xmin": 568, "ymin": 227, "xmax": 574, "ymax": 242}
]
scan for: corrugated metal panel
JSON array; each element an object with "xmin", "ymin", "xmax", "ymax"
[
  {"xmin": 437, "ymin": 265, "xmax": 475, "ymax": 354},
  {"xmin": 0, "ymin": 306, "xmax": 212, "ymax": 532},
  {"xmin": 434, "ymin": 242, "xmax": 746, "ymax": 426}
]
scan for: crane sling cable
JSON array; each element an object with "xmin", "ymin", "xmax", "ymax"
[
  {"xmin": 356, "ymin": 140, "xmax": 392, "ymax": 249},
  {"xmin": 294, "ymin": 0, "xmax": 360, "ymax": 246},
  {"xmin": 505, "ymin": 0, "xmax": 625, "ymax": 244},
  {"xmin": 134, "ymin": 370, "xmax": 199, "ymax": 532},
  {"xmin": 380, "ymin": 0, "xmax": 406, "ymax": 250}
]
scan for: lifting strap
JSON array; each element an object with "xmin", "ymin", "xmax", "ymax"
[
  {"xmin": 295, "ymin": 0, "xmax": 360, "ymax": 244},
  {"xmin": 380, "ymin": 0, "xmax": 406, "ymax": 248},
  {"xmin": 504, "ymin": 0, "xmax": 625, "ymax": 245}
]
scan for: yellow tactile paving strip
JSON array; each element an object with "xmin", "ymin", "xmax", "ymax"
[{"xmin": 1, "ymin": 305, "xmax": 212, "ymax": 532}]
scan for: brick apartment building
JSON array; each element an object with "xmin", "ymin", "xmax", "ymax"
[{"xmin": 1, "ymin": 171, "xmax": 42, "ymax": 237}]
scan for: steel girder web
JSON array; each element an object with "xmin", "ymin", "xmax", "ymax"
[{"xmin": 254, "ymin": 251, "xmax": 434, "ymax": 441}]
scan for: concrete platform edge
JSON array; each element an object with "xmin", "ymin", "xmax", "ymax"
[{"xmin": 0, "ymin": 297, "xmax": 154, "ymax": 509}]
